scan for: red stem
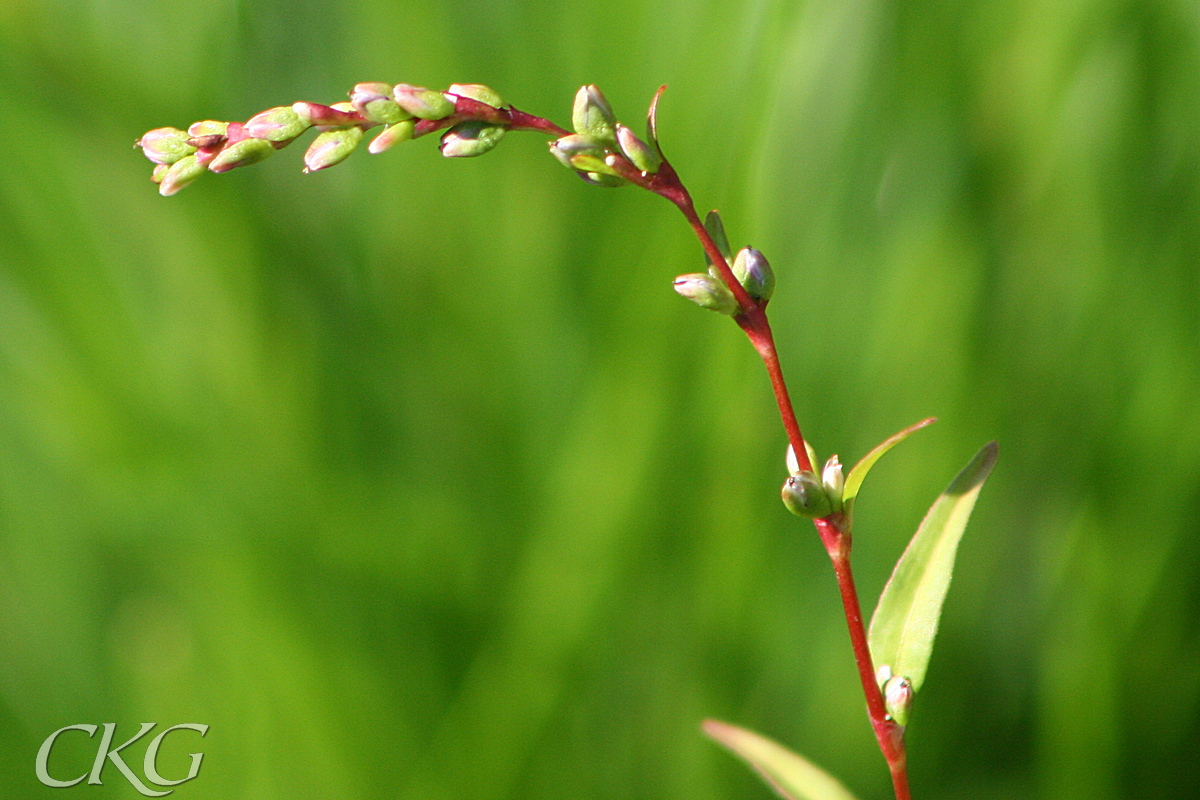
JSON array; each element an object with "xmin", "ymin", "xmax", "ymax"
[
  {"xmin": 650, "ymin": 175, "xmax": 814, "ymax": 474},
  {"xmin": 374, "ymin": 99, "xmax": 911, "ymax": 797},
  {"xmin": 634, "ymin": 149, "xmax": 912, "ymax": 798},
  {"xmin": 817, "ymin": 518, "xmax": 911, "ymax": 800}
]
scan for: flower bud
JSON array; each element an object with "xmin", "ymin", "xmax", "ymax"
[
  {"xmin": 439, "ymin": 120, "xmax": 506, "ymax": 158},
  {"xmin": 548, "ymin": 134, "xmax": 615, "ymax": 174},
  {"xmin": 137, "ymin": 127, "xmax": 197, "ymax": 165},
  {"xmin": 732, "ymin": 247, "xmax": 775, "ymax": 302},
  {"xmin": 786, "ymin": 442, "xmax": 821, "ymax": 476},
  {"xmin": 447, "ymin": 83, "xmax": 504, "ymax": 109},
  {"xmin": 245, "ymin": 106, "xmax": 310, "ymax": 142},
  {"xmin": 350, "ymin": 82, "xmax": 411, "ymax": 125},
  {"xmin": 883, "ymin": 675, "xmax": 914, "ymax": 727},
  {"xmin": 572, "ymin": 84, "xmax": 617, "ymax": 147},
  {"xmin": 822, "ymin": 455, "xmax": 844, "ymax": 505},
  {"xmin": 392, "ymin": 84, "xmax": 456, "ymax": 120},
  {"xmin": 187, "ymin": 120, "xmax": 229, "ymax": 138},
  {"xmin": 368, "ymin": 119, "xmax": 416, "ymax": 154},
  {"xmin": 303, "ymin": 127, "xmax": 363, "ymax": 173},
  {"xmin": 150, "ymin": 163, "xmax": 170, "ymax": 184},
  {"xmin": 158, "ymin": 154, "xmax": 206, "ymax": 196},
  {"xmin": 616, "ymin": 124, "xmax": 661, "ymax": 174},
  {"xmin": 549, "ymin": 134, "xmax": 604, "ymax": 169},
  {"xmin": 782, "ymin": 471, "xmax": 833, "ymax": 518},
  {"xmin": 207, "ymin": 137, "xmax": 275, "ymax": 173},
  {"xmin": 673, "ymin": 273, "xmax": 738, "ymax": 315}
]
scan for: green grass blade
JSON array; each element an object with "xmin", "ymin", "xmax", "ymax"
[
  {"xmin": 842, "ymin": 418, "xmax": 937, "ymax": 512},
  {"xmin": 702, "ymin": 720, "xmax": 860, "ymax": 800},
  {"xmin": 867, "ymin": 441, "xmax": 998, "ymax": 692}
]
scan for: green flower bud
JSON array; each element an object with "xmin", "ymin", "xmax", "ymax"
[
  {"xmin": 158, "ymin": 154, "xmax": 206, "ymax": 196},
  {"xmin": 303, "ymin": 127, "xmax": 363, "ymax": 173},
  {"xmin": 207, "ymin": 137, "xmax": 275, "ymax": 173},
  {"xmin": 673, "ymin": 273, "xmax": 738, "ymax": 315},
  {"xmin": 548, "ymin": 134, "xmax": 615, "ymax": 174},
  {"xmin": 245, "ymin": 106, "xmax": 310, "ymax": 142},
  {"xmin": 439, "ymin": 120, "xmax": 506, "ymax": 158},
  {"xmin": 392, "ymin": 84, "xmax": 455, "ymax": 120},
  {"xmin": 615, "ymin": 124, "xmax": 661, "ymax": 174},
  {"xmin": 782, "ymin": 471, "xmax": 833, "ymax": 518},
  {"xmin": 447, "ymin": 83, "xmax": 504, "ymax": 109},
  {"xmin": 137, "ymin": 127, "xmax": 197, "ymax": 165},
  {"xmin": 572, "ymin": 84, "xmax": 617, "ymax": 148},
  {"xmin": 704, "ymin": 210, "xmax": 732, "ymax": 264},
  {"xmin": 732, "ymin": 246, "xmax": 775, "ymax": 302},
  {"xmin": 368, "ymin": 119, "xmax": 415, "ymax": 154},
  {"xmin": 187, "ymin": 120, "xmax": 229, "ymax": 138},
  {"xmin": 150, "ymin": 163, "xmax": 170, "ymax": 184},
  {"xmin": 350, "ymin": 83, "xmax": 411, "ymax": 124},
  {"xmin": 549, "ymin": 134, "xmax": 602, "ymax": 167},
  {"xmin": 883, "ymin": 675, "xmax": 914, "ymax": 727}
]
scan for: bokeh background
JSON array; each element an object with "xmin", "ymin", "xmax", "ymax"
[{"xmin": 2, "ymin": 0, "xmax": 1199, "ymax": 797}]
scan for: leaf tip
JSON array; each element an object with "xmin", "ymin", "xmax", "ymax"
[{"xmin": 948, "ymin": 440, "xmax": 999, "ymax": 496}]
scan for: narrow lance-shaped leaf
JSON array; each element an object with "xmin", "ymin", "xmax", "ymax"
[
  {"xmin": 842, "ymin": 418, "xmax": 937, "ymax": 515},
  {"xmin": 703, "ymin": 720, "xmax": 860, "ymax": 800},
  {"xmin": 868, "ymin": 441, "xmax": 998, "ymax": 693}
]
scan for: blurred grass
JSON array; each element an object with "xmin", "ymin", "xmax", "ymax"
[{"xmin": 2, "ymin": 0, "xmax": 1200, "ymax": 798}]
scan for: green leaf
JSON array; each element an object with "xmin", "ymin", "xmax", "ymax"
[
  {"xmin": 842, "ymin": 418, "xmax": 937, "ymax": 513},
  {"xmin": 867, "ymin": 441, "xmax": 998, "ymax": 692},
  {"xmin": 702, "ymin": 720, "xmax": 860, "ymax": 800}
]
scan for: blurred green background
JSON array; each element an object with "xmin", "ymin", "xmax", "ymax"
[{"xmin": 2, "ymin": 0, "xmax": 1199, "ymax": 797}]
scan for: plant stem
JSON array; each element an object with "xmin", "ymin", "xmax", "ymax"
[
  {"xmin": 816, "ymin": 518, "xmax": 911, "ymax": 800},
  {"xmin": 525, "ymin": 113, "xmax": 912, "ymax": 799},
  {"xmin": 643, "ymin": 171, "xmax": 814, "ymax": 474},
  {"xmin": 637, "ymin": 152, "xmax": 913, "ymax": 800}
]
